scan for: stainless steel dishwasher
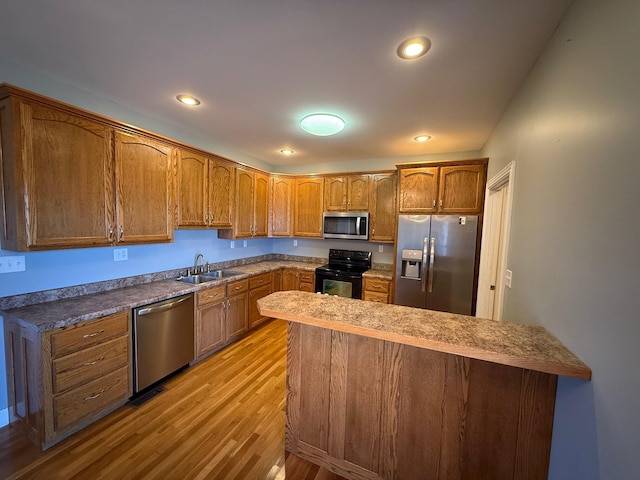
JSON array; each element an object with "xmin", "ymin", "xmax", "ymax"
[{"xmin": 133, "ymin": 294, "xmax": 194, "ymax": 393}]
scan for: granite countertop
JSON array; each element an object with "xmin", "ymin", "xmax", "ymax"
[
  {"xmin": 257, "ymin": 290, "xmax": 592, "ymax": 380},
  {"xmin": 2, "ymin": 260, "xmax": 323, "ymax": 332}
]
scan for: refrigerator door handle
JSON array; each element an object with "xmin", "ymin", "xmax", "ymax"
[
  {"xmin": 428, "ymin": 237, "xmax": 435, "ymax": 293},
  {"xmin": 421, "ymin": 237, "xmax": 428, "ymax": 293}
]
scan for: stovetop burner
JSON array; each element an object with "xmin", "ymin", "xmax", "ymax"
[{"xmin": 317, "ymin": 248, "xmax": 372, "ymax": 274}]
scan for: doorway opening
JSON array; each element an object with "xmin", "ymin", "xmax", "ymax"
[{"xmin": 476, "ymin": 162, "xmax": 515, "ymax": 320}]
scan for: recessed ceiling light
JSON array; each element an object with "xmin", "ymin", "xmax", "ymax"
[
  {"xmin": 397, "ymin": 36, "xmax": 431, "ymax": 60},
  {"xmin": 414, "ymin": 135, "xmax": 432, "ymax": 142},
  {"xmin": 176, "ymin": 94, "xmax": 201, "ymax": 106},
  {"xmin": 280, "ymin": 148, "xmax": 294, "ymax": 155},
  {"xmin": 300, "ymin": 113, "xmax": 345, "ymax": 136}
]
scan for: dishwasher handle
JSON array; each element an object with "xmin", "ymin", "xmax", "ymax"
[{"xmin": 136, "ymin": 295, "xmax": 191, "ymax": 316}]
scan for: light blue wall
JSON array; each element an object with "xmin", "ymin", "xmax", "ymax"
[{"xmin": 482, "ymin": 0, "xmax": 640, "ymax": 478}]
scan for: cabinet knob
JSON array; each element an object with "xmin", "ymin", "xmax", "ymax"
[
  {"xmin": 439, "ymin": 199, "xmax": 443, "ymax": 207},
  {"xmin": 119, "ymin": 225, "xmax": 124, "ymax": 241},
  {"xmin": 108, "ymin": 225, "xmax": 114, "ymax": 241},
  {"xmin": 432, "ymin": 200, "xmax": 436, "ymax": 207}
]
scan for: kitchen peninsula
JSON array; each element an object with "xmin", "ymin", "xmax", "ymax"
[{"xmin": 258, "ymin": 291, "xmax": 591, "ymax": 480}]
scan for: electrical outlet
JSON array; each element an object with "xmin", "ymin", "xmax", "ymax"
[
  {"xmin": 113, "ymin": 248, "xmax": 128, "ymax": 262},
  {"xmin": 505, "ymin": 269, "xmax": 513, "ymax": 288},
  {"xmin": 293, "ymin": 239, "xmax": 298, "ymax": 247},
  {"xmin": 0, "ymin": 255, "xmax": 26, "ymax": 273},
  {"xmin": 230, "ymin": 241, "xmax": 235, "ymax": 249},
  {"xmin": 378, "ymin": 245, "xmax": 384, "ymax": 253},
  {"xmin": 243, "ymin": 240, "xmax": 247, "ymax": 247}
]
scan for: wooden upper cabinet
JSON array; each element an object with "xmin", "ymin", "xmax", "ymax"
[
  {"xmin": 398, "ymin": 167, "xmax": 439, "ymax": 214},
  {"xmin": 398, "ymin": 161, "xmax": 487, "ymax": 215},
  {"xmin": 324, "ymin": 175, "xmax": 369, "ymax": 211},
  {"xmin": 270, "ymin": 176, "xmax": 293, "ymax": 237},
  {"xmin": 219, "ymin": 168, "xmax": 267, "ymax": 239},
  {"xmin": 369, "ymin": 173, "xmax": 397, "ymax": 243},
  {"xmin": 253, "ymin": 172, "xmax": 269, "ymax": 237},
  {"xmin": 176, "ymin": 150, "xmax": 208, "ymax": 228},
  {"xmin": 208, "ymin": 160, "xmax": 234, "ymax": 228},
  {"xmin": 294, "ymin": 177, "xmax": 324, "ymax": 237},
  {"xmin": 0, "ymin": 98, "xmax": 115, "ymax": 250},
  {"xmin": 114, "ymin": 131, "xmax": 174, "ymax": 244},
  {"xmin": 438, "ymin": 165, "xmax": 486, "ymax": 214},
  {"xmin": 176, "ymin": 151, "xmax": 234, "ymax": 229}
]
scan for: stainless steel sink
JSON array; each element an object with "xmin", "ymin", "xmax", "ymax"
[{"xmin": 176, "ymin": 270, "xmax": 242, "ymax": 284}]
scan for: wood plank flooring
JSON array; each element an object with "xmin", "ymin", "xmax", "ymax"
[{"xmin": 0, "ymin": 319, "xmax": 345, "ymax": 480}]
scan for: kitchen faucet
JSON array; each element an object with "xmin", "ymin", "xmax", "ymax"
[{"xmin": 194, "ymin": 253, "xmax": 206, "ymax": 274}]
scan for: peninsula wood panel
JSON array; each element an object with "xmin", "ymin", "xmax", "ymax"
[{"xmin": 287, "ymin": 323, "xmax": 558, "ymax": 480}]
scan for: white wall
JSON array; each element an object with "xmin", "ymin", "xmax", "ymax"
[{"xmin": 482, "ymin": 0, "xmax": 640, "ymax": 478}]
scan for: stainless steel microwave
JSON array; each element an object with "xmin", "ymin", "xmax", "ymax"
[{"xmin": 322, "ymin": 212, "xmax": 369, "ymax": 240}]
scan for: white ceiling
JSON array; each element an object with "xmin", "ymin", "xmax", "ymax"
[{"xmin": 0, "ymin": 0, "xmax": 572, "ymax": 167}]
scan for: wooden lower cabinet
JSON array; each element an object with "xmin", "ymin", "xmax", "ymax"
[
  {"xmin": 226, "ymin": 279, "xmax": 249, "ymax": 341},
  {"xmin": 249, "ymin": 272, "xmax": 273, "ymax": 329},
  {"xmin": 195, "ymin": 285, "xmax": 226, "ymax": 358},
  {"xmin": 287, "ymin": 322, "xmax": 557, "ymax": 480},
  {"xmin": 363, "ymin": 277, "xmax": 391, "ymax": 304},
  {"xmin": 282, "ymin": 268, "xmax": 316, "ymax": 292},
  {"xmin": 5, "ymin": 311, "xmax": 132, "ymax": 449}
]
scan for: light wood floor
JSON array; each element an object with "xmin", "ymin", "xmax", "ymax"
[{"xmin": 0, "ymin": 319, "xmax": 345, "ymax": 480}]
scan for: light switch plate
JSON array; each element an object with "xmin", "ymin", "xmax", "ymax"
[
  {"xmin": 0, "ymin": 255, "xmax": 26, "ymax": 273},
  {"xmin": 293, "ymin": 240, "xmax": 298, "ymax": 247},
  {"xmin": 378, "ymin": 245, "xmax": 384, "ymax": 253},
  {"xmin": 243, "ymin": 240, "xmax": 247, "ymax": 247},
  {"xmin": 505, "ymin": 269, "xmax": 513, "ymax": 288},
  {"xmin": 230, "ymin": 241, "xmax": 235, "ymax": 249}
]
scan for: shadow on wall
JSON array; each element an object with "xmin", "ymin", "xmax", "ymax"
[{"xmin": 549, "ymin": 377, "xmax": 599, "ymax": 479}]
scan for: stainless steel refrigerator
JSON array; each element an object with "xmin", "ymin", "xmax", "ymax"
[{"xmin": 394, "ymin": 215, "xmax": 478, "ymax": 315}]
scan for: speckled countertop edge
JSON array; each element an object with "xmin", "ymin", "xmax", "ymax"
[
  {"xmin": 258, "ymin": 291, "xmax": 592, "ymax": 381},
  {"xmin": 1, "ymin": 259, "xmax": 324, "ymax": 332}
]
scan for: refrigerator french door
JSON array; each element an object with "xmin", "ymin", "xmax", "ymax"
[{"xmin": 394, "ymin": 215, "xmax": 478, "ymax": 315}]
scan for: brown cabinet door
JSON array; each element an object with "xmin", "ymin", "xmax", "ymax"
[
  {"xmin": 114, "ymin": 132, "xmax": 173, "ymax": 244},
  {"xmin": 438, "ymin": 165, "xmax": 486, "ymax": 214},
  {"xmin": 294, "ymin": 177, "xmax": 324, "ymax": 237},
  {"xmin": 208, "ymin": 160, "xmax": 234, "ymax": 228},
  {"xmin": 233, "ymin": 169, "xmax": 254, "ymax": 238},
  {"xmin": 369, "ymin": 173, "xmax": 397, "ymax": 242},
  {"xmin": 226, "ymin": 291, "xmax": 248, "ymax": 341},
  {"xmin": 347, "ymin": 175, "xmax": 369, "ymax": 211},
  {"xmin": 324, "ymin": 177, "xmax": 347, "ymax": 211},
  {"xmin": 176, "ymin": 150, "xmax": 208, "ymax": 228},
  {"xmin": 19, "ymin": 102, "xmax": 114, "ymax": 249},
  {"xmin": 282, "ymin": 269, "xmax": 299, "ymax": 291},
  {"xmin": 398, "ymin": 167, "xmax": 439, "ymax": 214},
  {"xmin": 270, "ymin": 176, "xmax": 293, "ymax": 237},
  {"xmin": 196, "ymin": 300, "xmax": 226, "ymax": 357},
  {"xmin": 253, "ymin": 172, "xmax": 269, "ymax": 237},
  {"xmin": 249, "ymin": 284, "xmax": 272, "ymax": 329},
  {"xmin": 272, "ymin": 270, "xmax": 283, "ymax": 292}
]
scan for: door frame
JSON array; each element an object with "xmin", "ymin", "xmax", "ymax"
[{"xmin": 476, "ymin": 161, "xmax": 515, "ymax": 320}]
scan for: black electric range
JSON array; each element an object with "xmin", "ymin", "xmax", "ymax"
[{"xmin": 315, "ymin": 249, "xmax": 372, "ymax": 299}]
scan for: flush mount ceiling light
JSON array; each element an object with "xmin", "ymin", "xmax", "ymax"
[
  {"xmin": 300, "ymin": 113, "xmax": 345, "ymax": 136},
  {"xmin": 280, "ymin": 148, "xmax": 294, "ymax": 155},
  {"xmin": 397, "ymin": 36, "xmax": 431, "ymax": 59},
  {"xmin": 413, "ymin": 134, "xmax": 432, "ymax": 142},
  {"xmin": 176, "ymin": 94, "xmax": 201, "ymax": 106}
]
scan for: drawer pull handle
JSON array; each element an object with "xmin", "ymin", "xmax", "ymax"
[
  {"xmin": 83, "ymin": 330, "xmax": 105, "ymax": 339},
  {"xmin": 84, "ymin": 357, "xmax": 105, "ymax": 366},
  {"xmin": 85, "ymin": 389, "xmax": 105, "ymax": 401}
]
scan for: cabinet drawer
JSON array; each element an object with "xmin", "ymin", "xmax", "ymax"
[
  {"xmin": 249, "ymin": 272, "xmax": 272, "ymax": 289},
  {"xmin": 51, "ymin": 312, "xmax": 129, "ymax": 357},
  {"xmin": 227, "ymin": 279, "xmax": 249, "ymax": 295},
  {"xmin": 364, "ymin": 278, "xmax": 390, "ymax": 293},
  {"xmin": 52, "ymin": 336, "xmax": 129, "ymax": 395},
  {"xmin": 197, "ymin": 285, "xmax": 226, "ymax": 306},
  {"xmin": 53, "ymin": 365, "xmax": 129, "ymax": 433},
  {"xmin": 298, "ymin": 271, "xmax": 315, "ymax": 283},
  {"xmin": 363, "ymin": 291, "xmax": 389, "ymax": 304}
]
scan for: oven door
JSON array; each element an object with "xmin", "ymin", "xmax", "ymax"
[{"xmin": 315, "ymin": 269, "xmax": 363, "ymax": 299}]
